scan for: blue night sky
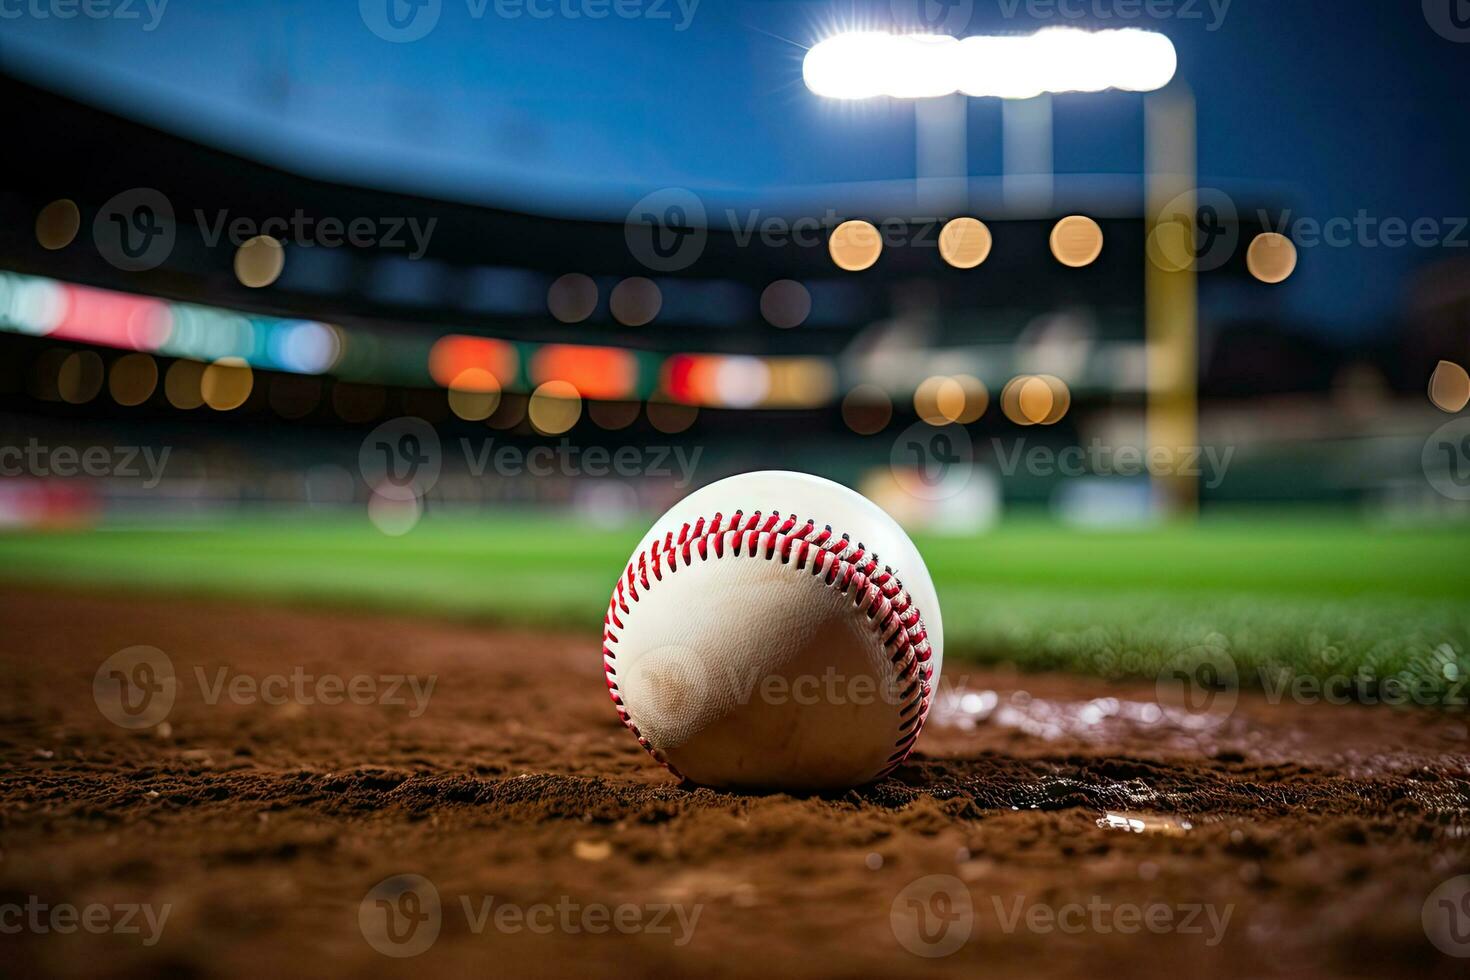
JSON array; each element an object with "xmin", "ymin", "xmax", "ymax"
[{"xmin": 2, "ymin": 0, "xmax": 1467, "ymax": 337}]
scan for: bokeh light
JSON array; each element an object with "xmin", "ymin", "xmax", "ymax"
[
  {"xmin": 531, "ymin": 345, "xmax": 636, "ymax": 400},
  {"xmin": 829, "ymin": 220, "xmax": 882, "ymax": 272},
  {"xmin": 1247, "ymin": 232, "xmax": 1298, "ymax": 283},
  {"xmin": 939, "ymin": 218, "xmax": 992, "ymax": 269},
  {"xmin": 714, "ymin": 356, "xmax": 771, "ymax": 408},
  {"xmin": 1018, "ymin": 377, "xmax": 1052, "ymax": 424},
  {"xmin": 804, "ymin": 29, "xmax": 1178, "ymax": 100},
  {"xmin": 447, "ymin": 368, "xmax": 502, "ymax": 421},
  {"xmin": 953, "ymin": 374, "xmax": 989, "ymax": 423},
  {"xmin": 528, "ymin": 380, "xmax": 583, "ymax": 434},
  {"xmin": 487, "ymin": 392, "xmax": 528, "ymax": 430},
  {"xmin": 763, "ymin": 358, "xmax": 836, "ymax": 408},
  {"xmin": 58, "ymin": 350, "xmax": 104, "ymax": 404},
  {"xmin": 368, "ymin": 490, "xmax": 422, "ymax": 537},
  {"xmin": 588, "ymin": 399, "xmax": 640, "ymax": 430},
  {"xmin": 271, "ymin": 321, "xmax": 341, "ymax": 374},
  {"xmin": 842, "ymin": 384, "xmax": 892, "ymax": 435},
  {"xmin": 164, "ymin": 359, "xmax": 205, "ymax": 410},
  {"xmin": 234, "ymin": 236, "xmax": 285, "ymax": 288},
  {"xmin": 332, "ymin": 382, "xmax": 386, "ymax": 423},
  {"xmin": 269, "ymin": 375, "xmax": 322, "ymax": 419},
  {"xmin": 429, "ymin": 335, "xmax": 518, "ymax": 390},
  {"xmin": 400, "ymin": 386, "xmax": 449, "ymax": 423},
  {"xmin": 1050, "ymin": 216, "xmax": 1103, "ymax": 268},
  {"xmin": 760, "ymin": 280, "xmax": 812, "ymax": 328},
  {"xmin": 914, "ymin": 375, "xmax": 966, "ymax": 424},
  {"xmin": 35, "ymin": 199, "xmax": 80, "ymax": 250},
  {"xmin": 548, "ymin": 273, "xmax": 598, "ymax": 324},
  {"xmin": 109, "ymin": 352, "xmax": 158, "ymax": 407},
  {"xmin": 202, "ymin": 357, "xmax": 254, "ymax": 410},
  {"xmin": 1429, "ymin": 360, "xmax": 1470, "ymax": 413},
  {"xmin": 29, "ymin": 348, "xmax": 67, "ymax": 401},
  {"xmin": 610, "ymin": 277, "xmax": 661, "ymax": 326},
  {"xmin": 646, "ymin": 392, "xmax": 698, "ymax": 433},
  {"xmin": 1002, "ymin": 375, "xmax": 1070, "ymax": 425},
  {"xmin": 1036, "ymin": 374, "xmax": 1071, "ymax": 424}
]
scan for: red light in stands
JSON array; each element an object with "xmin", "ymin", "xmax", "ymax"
[
  {"xmin": 429, "ymin": 335, "xmax": 519, "ymax": 390},
  {"xmin": 530, "ymin": 345, "xmax": 637, "ymax": 400}
]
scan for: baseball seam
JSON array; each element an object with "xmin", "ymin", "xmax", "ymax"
[{"xmin": 602, "ymin": 508, "xmax": 934, "ymax": 785}]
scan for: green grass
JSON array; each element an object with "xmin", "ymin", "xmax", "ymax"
[{"xmin": 0, "ymin": 512, "xmax": 1467, "ymax": 700}]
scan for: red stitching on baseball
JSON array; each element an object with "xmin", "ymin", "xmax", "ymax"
[{"xmin": 602, "ymin": 509, "xmax": 934, "ymax": 785}]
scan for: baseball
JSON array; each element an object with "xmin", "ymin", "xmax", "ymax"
[{"xmin": 602, "ymin": 470, "xmax": 943, "ymax": 790}]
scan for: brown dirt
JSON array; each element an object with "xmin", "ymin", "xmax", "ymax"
[{"xmin": 1, "ymin": 586, "xmax": 1467, "ymax": 978}]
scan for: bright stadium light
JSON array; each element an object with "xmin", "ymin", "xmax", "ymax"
[{"xmin": 803, "ymin": 28, "xmax": 1177, "ymax": 100}]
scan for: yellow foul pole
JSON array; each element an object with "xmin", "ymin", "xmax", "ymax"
[{"xmin": 1145, "ymin": 84, "xmax": 1200, "ymax": 518}]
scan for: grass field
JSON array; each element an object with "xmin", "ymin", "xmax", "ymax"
[{"xmin": 1, "ymin": 511, "xmax": 1467, "ymax": 699}]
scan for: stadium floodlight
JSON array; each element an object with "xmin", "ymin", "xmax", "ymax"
[{"xmin": 803, "ymin": 28, "xmax": 1177, "ymax": 101}]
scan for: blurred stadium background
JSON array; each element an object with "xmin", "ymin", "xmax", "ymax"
[{"xmin": 0, "ymin": 1, "xmax": 1467, "ymax": 693}]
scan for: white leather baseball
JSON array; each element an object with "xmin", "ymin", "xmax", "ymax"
[{"xmin": 602, "ymin": 471, "xmax": 943, "ymax": 790}]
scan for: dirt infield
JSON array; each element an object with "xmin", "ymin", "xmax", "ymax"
[{"xmin": 2, "ymin": 587, "xmax": 1468, "ymax": 978}]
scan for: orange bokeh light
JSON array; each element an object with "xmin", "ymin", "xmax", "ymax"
[
  {"xmin": 429, "ymin": 335, "xmax": 518, "ymax": 391},
  {"xmin": 530, "ymin": 344, "xmax": 638, "ymax": 400}
]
